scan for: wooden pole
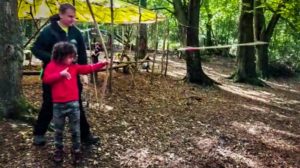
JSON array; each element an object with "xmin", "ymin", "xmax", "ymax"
[
  {"xmin": 135, "ymin": 0, "xmax": 142, "ymax": 68},
  {"xmin": 160, "ymin": 20, "xmax": 169, "ymax": 75},
  {"xmin": 109, "ymin": 0, "xmax": 114, "ymax": 92},
  {"xmin": 122, "ymin": 26, "xmax": 125, "ymax": 50},
  {"xmin": 86, "ymin": 0, "xmax": 111, "ymax": 109},
  {"xmin": 150, "ymin": 13, "xmax": 158, "ymax": 84},
  {"xmin": 163, "ymin": 21, "xmax": 170, "ymax": 76},
  {"xmin": 85, "ymin": 1, "xmax": 109, "ymax": 57},
  {"xmin": 33, "ymin": 0, "xmax": 36, "ymax": 16},
  {"xmin": 164, "ymin": 42, "xmax": 169, "ymax": 77}
]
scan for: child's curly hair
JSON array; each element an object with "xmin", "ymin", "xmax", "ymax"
[{"xmin": 52, "ymin": 42, "xmax": 77, "ymax": 63}]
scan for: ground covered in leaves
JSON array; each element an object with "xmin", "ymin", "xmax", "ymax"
[{"xmin": 0, "ymin": 56, "xmax": 300, "ymax": 167}]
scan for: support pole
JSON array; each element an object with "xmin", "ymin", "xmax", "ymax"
[
  {"xmin": 108, "ymin": 0, "xmax": 115, "ymax": 92},
  {"xmin": 150, "ymin": 13, "xmax": 158, "ymax": 84},
  {"xmin": 86, "ymin": 0, "xmax": 111, "ymax": 109},
  {"xmin": 160, "ymin": 20, "xmax": 169, "ymax": 75},
  {"xmin": 135, "ymin": 0, "xmax": 142, "ymax": 68},
  {"xmin": 164, "ymin": 42, "xmax": 169, "ymax": 77}
]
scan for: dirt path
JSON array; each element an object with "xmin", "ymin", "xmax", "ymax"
[{"xmin": 163, "ymin": 55, "xmax": 300, "ymax": 121}]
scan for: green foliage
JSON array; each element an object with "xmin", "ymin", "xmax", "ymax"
[
  {"xmin": 269, "ymin": 21, "xmax": 300, "ymax": 72},
  {"xmin": 200, "ymin": 0, "xmax": 239, "ymax": 45},
  {"xmin": 125, "ymin": 0, "xmax": 300, "ymax": 71}
]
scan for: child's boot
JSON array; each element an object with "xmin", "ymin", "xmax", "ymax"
[
  {"xmin": 71, "ymin": 149, "xmax": 82, "ymax": 165},
  {"xmin": 53, "ymin": 148, "xmax": 64, "ymax": 163}
]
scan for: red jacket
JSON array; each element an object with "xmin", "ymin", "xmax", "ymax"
[{"xmin": 43, "ymin": 60, "xmax": 107, "ymax": 103}]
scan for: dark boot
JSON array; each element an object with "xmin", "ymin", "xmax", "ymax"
[
  {"xmin": 81, "ymin": 134, "xmax": 100, "ymax": 145},
  {"xmin": 33, "ymin": 135, "xmax": 46, "ymax": 146}
]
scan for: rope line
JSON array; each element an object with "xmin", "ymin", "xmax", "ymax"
[{"xmin": 178, "ymin": 41, "xmax": 268, "ymax": 51}]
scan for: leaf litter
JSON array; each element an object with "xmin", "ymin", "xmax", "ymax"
[{"xmin": 0, "ymin": 56, "xmax": 299, "ymax": 167}]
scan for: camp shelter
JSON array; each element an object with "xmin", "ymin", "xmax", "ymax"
[{"xmin": 18, "ymin": 0, "xmax": 165, "ymax": 24}]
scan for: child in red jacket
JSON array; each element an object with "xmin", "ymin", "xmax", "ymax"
[{"xmin": 43, "ymin": 42, "xmax": 108, "ymax": 164}]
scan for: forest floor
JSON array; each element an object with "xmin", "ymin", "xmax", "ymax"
[{"xmin": 0, "ymin": 55, "xmax": 299, "ymax": 168}]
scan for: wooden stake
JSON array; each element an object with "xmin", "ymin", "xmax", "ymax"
[
  {"xmin": 150, "ymin": 13, "xmax": 158, "ymax": 84},
  {"xmin": 160, "ymin": 20, "xmax": 169, "ymax": 75},
  {"xmin": 164, "ymin": 42, "xmax": 169, "ymax": 77},
  {"xmin": 108, "ymin": 0, "xmax": 114, "ymax": 93}
]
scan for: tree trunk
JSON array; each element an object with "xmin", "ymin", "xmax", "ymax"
[
  {"xmin": 185, "ymin": 0, "xmax": 214, "ymax": 85},
  {"xmin": 235, "ymin": 0, "xmax": 258, "ymax": 84},
  {"xmin": 172, "ymin": 0, "xmax": 214, "ymax": 85},
  {"xmin": 254, "ymin": 0, "xmax": 268, "ymax": 78},
  {"xmin": 256, "ymin": 40, "xmax": 269, "ymax": 78},
  {"xmin": 255, "ymin": 0, "xmax": 286, "ymax": 78},
  {"xmin": 136, "ymin": 0, "xmax": 147, "ymax": 59},
  {"xmin": 204, "ymin": 0, "xmax": 213, "ymax": 46},
  {"xmin": 0, "ymin": 0, "xmax": 24, "ymax": 118},
  {"xmin": 172, "ymin": 0, "xmax": 188, "ymax": 46}
]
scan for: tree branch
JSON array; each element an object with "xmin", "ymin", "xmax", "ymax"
[
  {"xmin": 150, "ymin": 7, "xmax": 174, "ymax": 14},
  {"xmin": 165, "ymin": 0, "xmax": 172, "ymax": 4},
  {"xmin": 264, "ymin": 0, "xmax": 288, "ymax": 41}
]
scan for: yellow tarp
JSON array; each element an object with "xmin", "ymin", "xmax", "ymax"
[{"xmin": 18, "ymin": 0, "xmax": 164, "ymax": 24}]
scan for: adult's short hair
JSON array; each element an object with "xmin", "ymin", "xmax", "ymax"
[{"xmin": 59, "ymin": 3, "xmax": 76, "ymax": 14}]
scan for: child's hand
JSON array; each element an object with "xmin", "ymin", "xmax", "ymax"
[
  {"xmin": 98, "ymin": 61, "xmax": 110, "ymax": 66},
  {"xmin": 103, "ymin": 61, "xmax": 110, "ymax": 66},
  {"xmin": 60, "ymin": 67, "xmax": 71, "ymax": 80}
]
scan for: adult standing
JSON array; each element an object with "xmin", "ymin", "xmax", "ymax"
[{"xmin": 31, "ymin": 3, "xmax": 99, "ymax": 146}]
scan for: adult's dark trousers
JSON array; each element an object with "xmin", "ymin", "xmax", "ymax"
[{"xmin": 33, "ymin": 81, "xmax": 91, "ymax": 139}]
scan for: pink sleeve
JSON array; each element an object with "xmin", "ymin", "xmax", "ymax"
[
  {"xmin": 42, "ymin": 63, "xmax": 62, "ymax": 84},
  {"xmin": 76, "ymin": 62, "xmax": 108, "ymax": 74}
]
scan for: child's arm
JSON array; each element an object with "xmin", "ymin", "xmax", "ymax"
[
  {"xmin": 43, "ymin": 67, "xmax": 70, "ymax": 84},
  {"xmin": 76, "ymin": 61, "xmax": 109, "ymax": 74}
]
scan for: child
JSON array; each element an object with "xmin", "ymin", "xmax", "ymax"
[{"xmin": 43, "ymin": 42, "xmax": 108, "ymax": 164}]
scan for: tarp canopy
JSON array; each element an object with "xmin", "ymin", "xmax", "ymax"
[{"xmin": 18, "ymin": 0, "xmax": 165, "ymax": 24}]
